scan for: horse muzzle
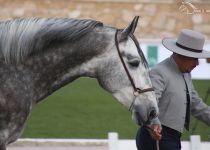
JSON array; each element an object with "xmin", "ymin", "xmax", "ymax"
[{"xmin": 132, "ymin": 106, "xmax": 158, "ymax": 126}]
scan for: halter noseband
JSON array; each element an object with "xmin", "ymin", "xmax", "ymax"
[{"xmin": 114, "ymin": 30, "xmax": 154, "ymax": 111}]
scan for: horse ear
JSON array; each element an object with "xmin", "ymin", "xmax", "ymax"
[{"xmin": 120, "ymin": 16, "xmax": 139, "ymax": 41}]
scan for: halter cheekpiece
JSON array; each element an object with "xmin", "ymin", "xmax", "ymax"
[{"xmin": 114, "ymin": 30, "xmax": 154, "ymax": 111}]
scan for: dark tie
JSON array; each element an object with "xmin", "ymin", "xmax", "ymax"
[{"xmin": 183, "ymin": 76, "xmax": 190, "ymax": 131}]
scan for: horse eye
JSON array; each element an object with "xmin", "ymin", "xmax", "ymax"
[{"xmin": 128, "ymin": 58, "xmax": 140, "ymax": 67}]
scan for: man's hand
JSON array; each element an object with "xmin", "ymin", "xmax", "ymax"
[{"xmin": 146, "ymin": 124, "xmax": 162, "ymax": 140}]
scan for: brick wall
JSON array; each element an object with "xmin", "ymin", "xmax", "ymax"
[{"xmin": 0, "ymin": 0, "xmax": 209, "ymax": 39}]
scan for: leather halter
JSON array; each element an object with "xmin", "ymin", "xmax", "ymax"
[{"xmin": 114, "ymin": 30, "xmax": 154, "ymax": 111}]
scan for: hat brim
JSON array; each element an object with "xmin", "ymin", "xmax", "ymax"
[{"xmin": 162, "ymin": 38, "xmax": 210, "ymax": 58}]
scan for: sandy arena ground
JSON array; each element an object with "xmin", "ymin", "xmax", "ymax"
[
  {"xmin": 7, "ymin": 139, "xmax": 108, "ymax": 150},
  {"xmin": 8, "ymin": 146, "xmax": 107, "ymax": 150}
]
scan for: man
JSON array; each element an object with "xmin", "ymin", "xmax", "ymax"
[{"xmin": 136, "ymin": 29, "xmax": 210, "ymax": 150}]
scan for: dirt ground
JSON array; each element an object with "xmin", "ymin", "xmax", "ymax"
[{"xmin": 8, "ymin": 146, "xmax": 107, "ymax": 150}]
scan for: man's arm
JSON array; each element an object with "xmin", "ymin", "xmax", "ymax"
[
  {"xmin": 146, "ymin": 68, "xmax": 167, "ymax": 140},
  {"xmin": 191, "ymin": 87, "xmax": 210, "ymax": 126}
]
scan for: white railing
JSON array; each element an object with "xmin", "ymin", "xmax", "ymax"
[
  {"xmin": 9, "ymin": 133, "xmax": 210, "ymax": 150},
  {"xmin": 108, "ymin": 133, "xmax": 210, "ymax": 150}
]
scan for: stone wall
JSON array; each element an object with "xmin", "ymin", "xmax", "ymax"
[{"xmin": 0, "ymin": 0, "xmax": 209, "ymax": 39}]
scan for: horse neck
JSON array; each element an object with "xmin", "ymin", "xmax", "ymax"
[{"xmin": 27, "ymin": 29, "xmax": 115, "ymax": 103}]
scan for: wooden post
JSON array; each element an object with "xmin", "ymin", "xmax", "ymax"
[
  {"xmin": 108, "ymin": 132, "xmax": 118, "ymax": 150},
  {"xmin": 190, "ymin": 135, "xmax": 201, "ymax": 150}
]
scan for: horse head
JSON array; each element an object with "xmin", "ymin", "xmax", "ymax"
[
  {"xmin": 96, "ymin": 16, "xmax": 159, "ymax": 125},
  {"xmin": 0, "ymin": 17, "xmax": 159, "ymax": 148}
]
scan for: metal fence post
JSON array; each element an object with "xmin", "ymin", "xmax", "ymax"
[
  {"xmin": 108, "ymin": 132, "xmax": 118, "ymax": 150},
  {"xmin": 190, "ymin": 135, "xmax": 201, "ymax": 150}
]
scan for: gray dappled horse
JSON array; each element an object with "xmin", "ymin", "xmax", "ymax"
[{"xmin": 0, "ymin": 16, "xmax": 158, "ymax": 149}]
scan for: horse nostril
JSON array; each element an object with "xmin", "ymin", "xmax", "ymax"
[{"xmin": 149, "ymin": 109, "xmax": 157, "ymax": 120}]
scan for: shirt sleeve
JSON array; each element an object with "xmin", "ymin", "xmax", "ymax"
[
  {"xmin": 149, "ymin": 68, "xmax": 166, "ymax": 104},
  {"xmin": 147, "ymin": 68, "xmax": 166, "ymax": 126},
  {"xmin": 191, "ymin": 84, "xmax": 210, "ymax": 127}
]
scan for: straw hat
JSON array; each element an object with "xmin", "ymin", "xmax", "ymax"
[{"xmin": 162, "ymin": 29, "xmax": 210, "ymax": 58}]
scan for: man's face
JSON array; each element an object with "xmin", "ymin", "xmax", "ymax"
[{"xmin": 180, "ymin": 55, "xmax": 199, "ymax": 73}]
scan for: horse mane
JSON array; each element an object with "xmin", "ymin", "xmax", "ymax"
[{"xmin": 0, "ymin": 17, "xmax": 103, "ymax": 63}]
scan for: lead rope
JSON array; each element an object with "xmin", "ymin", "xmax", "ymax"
[
  {"xmin": 156, "ymin": 140, "xmax": 160, "ymax": 150},
  {"xmin": 145, "ymin": 126, "xmax": 160, "ymax": 150}
]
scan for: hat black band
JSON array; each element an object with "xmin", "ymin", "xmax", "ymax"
[{"xmin": 176, "ymin": 42, "xmax": 202, "ymax": 53}]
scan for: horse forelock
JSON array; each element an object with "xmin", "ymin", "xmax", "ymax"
[{"xmin": 0, "ymin": 18, "xmax": 103, "ymax": 64}]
